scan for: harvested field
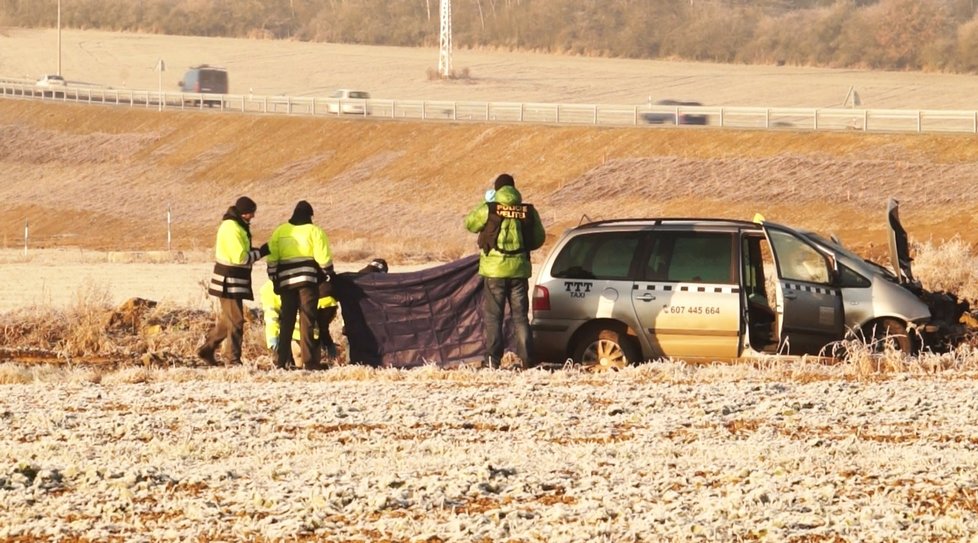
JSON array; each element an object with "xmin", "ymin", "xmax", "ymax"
[{"xmin": 3, "ymin": 364, "xmax": 978, "ymax": 542}]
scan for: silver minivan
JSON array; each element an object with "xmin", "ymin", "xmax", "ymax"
[{"xmin": 530, "ymin": 200, "xmax": 959, "ymax": 368}]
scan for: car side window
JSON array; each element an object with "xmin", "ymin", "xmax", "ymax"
[
  {"xmin": 839, "ymin": 264, "xmax": 871, "ymax": 288},
  {"xmin": 551, "ymin": 232, "xmax": 640, "ymax": 280},
  {"xmin": 646, "ymin": 232, "xmax": 734, "ymax": 283},
  {"xmin": 768, "ymin": 230, "xmax": 831, "ymax": 284}
]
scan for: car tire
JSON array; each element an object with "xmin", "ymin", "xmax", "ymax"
[
  {"xmin": 863, "ymin": 318, "xmax": 912, "ymax": 353},
  {"xmin": 572, "ymin": 325, "xmax": 642, "ymax": 371}
]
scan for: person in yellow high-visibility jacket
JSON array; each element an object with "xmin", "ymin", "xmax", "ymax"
[
  {"xmin": 259, "ymin": 280, "xmax": 339, "ymax": 362},
  {"xmin": 197, "ymin": 196, "xmax": 269, "ymax": 367},
  {"xmin": 266, "ymin": 200, "xmax": 334, "ymax": 370}
]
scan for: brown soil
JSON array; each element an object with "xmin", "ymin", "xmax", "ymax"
[{"xmin": 1, "ymin": 100, "xmax": 976, "ymax": 264}]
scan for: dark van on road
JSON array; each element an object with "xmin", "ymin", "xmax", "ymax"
[
  {"xmin": 642, "ymin": 99, "xmax": 708, "ymax": 125},
  {"xmin": 177, "ymin": 65, "xmax": 228, "ymax": 106}
]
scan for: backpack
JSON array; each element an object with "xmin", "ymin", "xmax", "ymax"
[{"xmin": 477, "ymin": 202, "xmax": 536, "ymax": 255}]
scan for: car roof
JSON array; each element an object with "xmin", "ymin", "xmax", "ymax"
[{"xmin": 572, "ymin": 217, "xmax": 762, "ymax": 232}]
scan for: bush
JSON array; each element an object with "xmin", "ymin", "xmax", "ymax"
[{"xmin": 7, "ymin": 0, "xmax": 978, "ymax": 73}]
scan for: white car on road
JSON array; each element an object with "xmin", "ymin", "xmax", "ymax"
[
  {"xmin": 327, "ymin": 89, "xmax": 370, "ymax": 114},
  {"xmin": 35, "ymin": 74, "xmax": 67, "ymax": 97}
]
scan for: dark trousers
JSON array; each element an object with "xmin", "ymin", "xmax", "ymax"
[
  {"xmin": 202, "ymin": 297, "xmax": 245, "ymax": 365},
  {"xmin": 483, "ymin": 277, "xmax": 533, "ymax": 367},
  {"xmin": 318, "ymin": 305, "xmax": 338, "ymax": 352},
  {"xmin": 279, "ymin": 285, "xmax": 321, "ymax": 369}
]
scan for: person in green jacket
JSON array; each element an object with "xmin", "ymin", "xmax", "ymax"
[
  {"xmin": 464, "ymin": 174, "xmax": 546, "ymax": 368},
  {"xmin": 266, "ymin": 200, "xmax": 334, "ymax": 370},
  {"xmin": 198, "ymin": 196, "xmax": 269, "ymax": 367}
]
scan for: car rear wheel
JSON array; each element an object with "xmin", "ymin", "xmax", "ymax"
[
  {"xmin": 572, "ymin": 326, "xmax": 642, "ymax": 371},
  {"xmin": 863, "ymin": 318, "xmax": 912, "ymax": 352}
]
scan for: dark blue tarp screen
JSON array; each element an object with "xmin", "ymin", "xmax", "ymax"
[{"xmin": 335, "ymin": 254, "xmax": 493, "ymax": 368}]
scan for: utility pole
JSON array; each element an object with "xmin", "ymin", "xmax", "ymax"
[
  {"xmin": 57, "ymin": 0, "xmax": 62, "ymax": 76},
  {"xmin": 438, "ymin": 0, "xmax": 452, "ymax": 77}
]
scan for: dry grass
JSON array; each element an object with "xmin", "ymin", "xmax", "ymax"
[
  {"xmin": 913, "ymin": 237, "xmax": 978, "ymax": 302},
  {"xmin": 0, "ymin": 288, "xmax": 258, "ymax": 368}
]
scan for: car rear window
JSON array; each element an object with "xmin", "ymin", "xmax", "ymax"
[
  {"xmin": 198, "ymin": 70, "xmax": 227, "ymax": 90},
  {"xmin": 551, "ymin": 232, "xmax": 641, "ymax": 280}
]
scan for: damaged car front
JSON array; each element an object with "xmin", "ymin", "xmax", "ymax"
[{"xmin": 799, "ymin": 198, "xmax": 969, "ymax": 352}]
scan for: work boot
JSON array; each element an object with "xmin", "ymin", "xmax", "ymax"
[{"xmin": 196, "ymin": 346, "xmax": 219, "ymax": 367}]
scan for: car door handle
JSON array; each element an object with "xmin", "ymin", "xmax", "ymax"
[
  {"xmin": 784, "ymin": 292, "xmax": 798, "ymax": 300},
  {"xmin": 635, "ymin": 293, "xmax": 656, "ymax": 302}
]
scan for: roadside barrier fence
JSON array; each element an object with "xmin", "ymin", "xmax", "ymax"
[{"xmin": 3, "ymin": 77, "xmax": 978, "ymax": 134}]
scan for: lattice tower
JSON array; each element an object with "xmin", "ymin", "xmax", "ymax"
[{"xmin": 438, "ymin": 0, "xmax": 453, "ymax": 77}]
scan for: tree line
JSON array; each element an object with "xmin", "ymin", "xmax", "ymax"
[{"xmin": 3, "ymin": 0, "xmax": 978, "ymax": 72}]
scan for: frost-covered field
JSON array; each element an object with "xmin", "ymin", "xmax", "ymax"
[{"xmin": 2, "ymin": 363, "xmax": 978, "ymax": 542}]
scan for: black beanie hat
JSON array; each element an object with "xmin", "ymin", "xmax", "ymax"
[
  {"xmin": 359, "ymin": 258, "xmax": 389, "ymax": 274},
  {"xmin": 290, "ymin": 200, "xmax": 314, "ymax": 224},
  {"xmin": 234, "ymin": 196, "xmax": 257, "ymax": 215},
  {"xmin": 493, "ymin": 173, "xmax": 515, "ymax": 190}
]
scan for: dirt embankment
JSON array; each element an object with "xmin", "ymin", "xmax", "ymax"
[{"xmin": 0, "ymin": 100, "xmax": 977, "ymax": 262}]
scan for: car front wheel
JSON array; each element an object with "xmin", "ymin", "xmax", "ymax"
[
  {"xmin": 863, "ymin": 318, "xmax": 912, "ymax": 353},
  {"xmin": 572, "ymin": 326, "xmax": 642, "ymax": 371}
]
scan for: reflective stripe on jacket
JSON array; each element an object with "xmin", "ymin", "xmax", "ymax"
[
  {"xmin": 208, "ymin": 218, "xmax": 261, "ymax": 300},
  {"xmin": 266, "ymin": 222, "xmax": 332, "ymax": 290}
]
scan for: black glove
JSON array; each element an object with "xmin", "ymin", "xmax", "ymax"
[
  {"xmin": 318, "ymin": 270, "xmax": 336, "ymax": 298},
  {"xmin": 259, "ymin": 243, "xmax": 270, "ymax": 257}
]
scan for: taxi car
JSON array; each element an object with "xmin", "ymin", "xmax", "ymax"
[{"xmin": 530, "ymin": 200, "xmax": 952, "ymax": 368}]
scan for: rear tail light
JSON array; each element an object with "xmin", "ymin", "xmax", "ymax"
[
  {"xmin": 532, "ymin": 285, "xmax": 550, "ymax": 311},
  {"xmin": 194, "ymin": 82, "xmax": 201, "ymax": 92}
]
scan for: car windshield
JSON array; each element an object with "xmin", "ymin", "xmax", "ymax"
[
  {"xmin": 349, "ymin": 91, "xmax": 369, "ymax": 99},
  {"xmin": 803, "ymin": 231, "xmax": 896, "ymax": 278}
]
